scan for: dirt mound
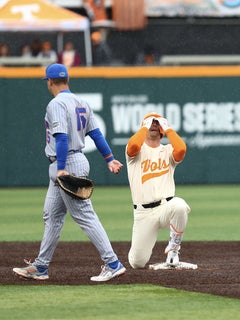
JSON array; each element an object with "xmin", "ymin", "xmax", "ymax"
[{"xmin": 1, "ymin": 241, "xmax": 239, "ymax": 299}]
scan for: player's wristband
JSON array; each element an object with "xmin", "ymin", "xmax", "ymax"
[{"xmin": 104, "ymin": 153, "xmax": 115, "ymax": 163}]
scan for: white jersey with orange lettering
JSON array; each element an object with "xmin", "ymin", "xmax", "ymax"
[
  {"xmin": 126, "ymin": 142, "xmax": 178, "ymax": 205},
  {"xmin": 126, "ymin": 140, "xmax": 190, "ymax": 270}
]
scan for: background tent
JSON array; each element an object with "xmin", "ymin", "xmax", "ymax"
[{"xmin": 0, "ymin": 0, "xmax": 92, "ymax": 65}]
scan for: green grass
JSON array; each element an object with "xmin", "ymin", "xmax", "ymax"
[
  {"xmin": 0, "ymin": 285, "xmax": 239, "ymax": 320},
  {"xmin": 0, "ymin": 185, "xmax": 239, "ymax": 241},
  {"xmin": 0, "ymin": 185, "xmax": 239, "ymax": 320}
]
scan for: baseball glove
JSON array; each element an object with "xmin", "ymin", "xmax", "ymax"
[{"xmin": 56, "ymin": 174, "xmax": 94, "ymax": 200}]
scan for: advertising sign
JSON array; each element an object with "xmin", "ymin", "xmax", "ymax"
[
  {"xmin": 1, "ymin": 67, "xmax": 240, "ymax": 186},
  {"xmin": 70, "ymin": 75, "xmax": 240, "ymax": 185},
  {"xmin": 145, "ymin": 0, "xmax": 240, "ymax": 17}
]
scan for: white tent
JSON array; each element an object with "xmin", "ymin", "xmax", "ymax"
[{"xmin": 0, "ymin": 0, "xmax": 92, "ymax": 65}]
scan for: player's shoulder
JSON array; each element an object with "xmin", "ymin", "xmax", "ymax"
[{"xmin": 69, "ymin": 93, "xmax": 91, "ymax": 109}]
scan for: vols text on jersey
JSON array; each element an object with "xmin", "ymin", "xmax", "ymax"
[{"xmin": 141, "ymin": 158, "xmax": 169, "ymax": 183}]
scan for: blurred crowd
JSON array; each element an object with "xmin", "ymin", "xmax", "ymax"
[
  {"xmin": 0, "ymin": 0, "xmax": 159, "ymax": 67},
  {"xmin": 0, "ymin": 39, "xmax": 83, "ymax": 67},
  {"xmin": 0, "ymin": 32, "xmax": 159, "ymax": 67}
]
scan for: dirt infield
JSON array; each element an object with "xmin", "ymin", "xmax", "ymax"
[{"xmin": 1, "ymin": 241, "xmax": 239, "ymax": 299}]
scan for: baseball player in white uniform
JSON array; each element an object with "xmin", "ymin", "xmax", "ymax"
[
  {"xmin": 126, "ymin": 112, "xmax": 190, "ymax": 268},
  {"xmin": 13, "ymin": 63, "xmax": 126, "ymax": 281}
]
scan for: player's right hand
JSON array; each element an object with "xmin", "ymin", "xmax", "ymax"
[
  {"xmin": 57, "ymin": 169, "xmax": 69, "ymax": 177},
  {"xmin": 108, "ymin": 159, "xmax": 123, "ymax": 174},
  {"xmin": 142, "ymin": 116, "xmax": 155, "ymax": 129}
]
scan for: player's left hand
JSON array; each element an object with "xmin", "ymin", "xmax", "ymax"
[
  {"xmin": 108, "ymin": 160, "xmax": 123, "ymax": 174},
  {"xmin": 158, "ymin": 117, "xmax": 171, "ymax": 132}
]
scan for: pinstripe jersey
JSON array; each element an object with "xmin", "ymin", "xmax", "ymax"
[
  {"xmin": 126, "ymin": 142, "xmax": 178, "ymax": 205},
  {"xmin": 45, "ymin": 91, "xmax": 98, "ymax": 157}
]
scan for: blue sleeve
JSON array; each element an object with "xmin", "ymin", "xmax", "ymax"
[
  {"xmin": 88, "ymin": 128, "xmax": 114, "ymax": 163},
  {"xmin": 54, "ymin": 133, "xmax": 68, "ymax": 170}
]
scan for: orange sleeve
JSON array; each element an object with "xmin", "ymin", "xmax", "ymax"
[
  {"xmin": 126, "ymin": 127, "xmax": 148, "ymax": 157},
  {"xmin": 166, "ymin": 129, "xmax": 187, "ymax": 162}
]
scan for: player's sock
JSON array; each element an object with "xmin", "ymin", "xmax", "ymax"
[{"xmin": 108, "ymin": 260, "xmax": 119, "ymax": 269}]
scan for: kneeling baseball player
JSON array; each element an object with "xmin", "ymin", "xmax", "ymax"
[{"xmin": 126, "ymin": 112, "xmax": 191, "ymax": 269}]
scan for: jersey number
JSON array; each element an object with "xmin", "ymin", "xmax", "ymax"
[{"xmin": 75, "ymin": 107, "xmax": 87, "ymax": 131}]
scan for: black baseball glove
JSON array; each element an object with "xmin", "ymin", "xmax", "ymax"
[{"xmin": 56, "ymin": 174, "xmax": 94, "ymax": 200}]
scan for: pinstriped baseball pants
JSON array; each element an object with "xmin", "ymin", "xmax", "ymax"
[{"xmin": 34, "ymin": 152, "xmax": 118, "ymax": 268}]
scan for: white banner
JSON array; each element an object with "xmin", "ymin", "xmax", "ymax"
[{"xmin": 145, "ymin": 0, "xmax": 240, "ymax": 17}]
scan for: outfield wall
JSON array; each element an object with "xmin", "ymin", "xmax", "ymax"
[{"xmin": 1, "ymin": 66, "xmax": 240, "ymax": 186}]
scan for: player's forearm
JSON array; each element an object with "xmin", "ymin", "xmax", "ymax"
[
  {"xmin": 88, "ymin": 128, "xmax": 114, "ymax": 162},
  {"xmin": 166, "ymin": 130, "xmax": 186, "ymax": 162},
  {"xmin": 127, "ymin": 127, "xmax": 148, "ymax": 157},
  {"xmin": 55, "ymin": 133, "xmax": 68, "ymax": 170}
]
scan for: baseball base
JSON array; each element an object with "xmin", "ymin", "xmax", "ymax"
[{"xmin": 149, "ymin": 262, "xmax": 198, "ymax": 270}]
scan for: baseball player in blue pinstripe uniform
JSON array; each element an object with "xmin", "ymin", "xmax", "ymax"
[{"xmin": 13, "ymin": 63, "xmax": 126, "ymax": 282}]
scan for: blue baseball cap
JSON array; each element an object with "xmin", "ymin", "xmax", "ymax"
[{"xmin": 42, "ymin": 63, "xmax": 68, "ymax": 80}]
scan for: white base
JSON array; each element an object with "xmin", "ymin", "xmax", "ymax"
[{"xmin": 149, "ymin": 262, "xmax": 198, "ymax": 270}]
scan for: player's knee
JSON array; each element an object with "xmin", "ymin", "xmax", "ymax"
[
  {"xmin": 172, "ymin": 197, "xmax": 191, "ymax": 215},
  {"xmin": 128, "ymin": 258, "xmax": 145, "ymax": 269},
  {"xmin": 128, "ymin": 251, "xmax": 147, "ymax": 269}
]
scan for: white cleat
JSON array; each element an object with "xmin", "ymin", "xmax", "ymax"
[
  {"xmin": 91, "ymin": 262, "xmax": 126, "ymax": 282},
  {"xmin": 166, "ymin": 249, "xmax": 180, "ymax": 267}
]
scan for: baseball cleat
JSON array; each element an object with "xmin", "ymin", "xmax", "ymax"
[
  {"xmin": 13, "ymin": 259, "xmax": 49, "ymax": 280},
  {"xmin": 166, "ymin": 249, "xmax": 180, "ymax": 266},
  {"xmin": 90, "ymin": 261, "xmax": 126, "ymax": 282}
]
